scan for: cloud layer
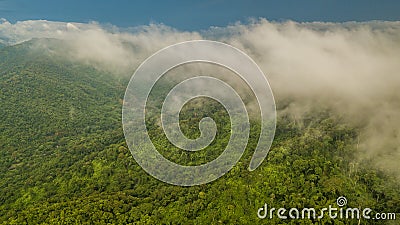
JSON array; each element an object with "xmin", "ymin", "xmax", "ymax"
[
  {"xmin": 1, "ymin": 18, "xmax": 400, "ymax": 177},
  {"xmin": 223, "ymin": 20, "xmax": 400, "ymax": 176}
]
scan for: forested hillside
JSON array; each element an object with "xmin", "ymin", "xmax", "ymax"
[{"xmin": 0, "ymin": 39, "xmax": 398, "ymax": 224}]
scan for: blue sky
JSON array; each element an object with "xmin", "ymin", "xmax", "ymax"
[{"xmin": 1, "ymin": 0, "xmax": 400, "ymax": 30}]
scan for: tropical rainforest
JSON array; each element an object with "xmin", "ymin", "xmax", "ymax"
[{"xmin": 0, "ymin": 39, "xmax": 399, "ymax": 224}]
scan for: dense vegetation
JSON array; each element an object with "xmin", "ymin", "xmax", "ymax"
[{"xmin": 0, "ymin": 40, "xmax": 398, "ymax": 224}]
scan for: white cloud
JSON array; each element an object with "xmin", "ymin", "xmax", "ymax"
[
  {"xmin": 0, "ymin": 19, "xmax": 202, "ymax": 73},
  {"xmin": 222, "ymin": 19, "xmax": 400, "ymax": 176}
]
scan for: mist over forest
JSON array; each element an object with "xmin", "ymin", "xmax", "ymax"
[
  {"xmin": 0, "ymin": 18, "xmax": 399, "ymax": 224},
  {"xmin": 2, "ymin": 18, "xmax": 399, "ymax": 176}
]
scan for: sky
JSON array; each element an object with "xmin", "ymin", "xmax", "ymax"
[{"xmin": 1, "ymin": 0, "xmax": 400, "ymax": 30}]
